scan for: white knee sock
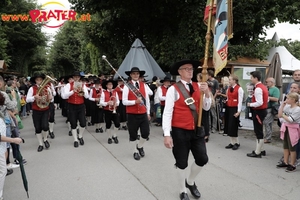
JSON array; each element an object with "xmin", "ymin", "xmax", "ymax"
[
  {"xmin": 42, "ymin": 131, "xmax": 48, "ymax": 142},
  {"xmin": 187, "ymin": 161, "xmax": 202, "ymax": 185},
  {"xmin": 177, "ymin": 168, "xmax": 187, "ymax": 193},
  {"xmin": 255, "ymin": 139, "xmax": 264, "ymax": 154},
  {"xmin": 72, "ymin": 129, "xmax": 78, "ymax": 142},
  {"xmin": 107, "ymin": 129, "xmax": 112, "ymax": 139},
  {"xmin": 78, "ymin": 127, "xmax": 85, "ymax": 138},
  {"xmin": 113, "ymin": 127, "xmax": 118, "ymax": 138},
  {"xmin": 137, "ymin": 138, "xmax": 147, "ymax": 148},
  {"xmin": 49, "ymin": 122, "xmax": 54, "ymax": 132},
  {"xmin": 36, "ymin": 133, "xmax": 43, "ymax": 146},
  {"xmin": 230, "ymin": 137, "xmax": 234, "ymax": 144},
  {"xmin": 67, "ymin": 122, "xmax": 71, "ymax": 131}
]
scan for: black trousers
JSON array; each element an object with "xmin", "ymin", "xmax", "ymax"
[
  {"xmin": 252, "ymin": 109, "xmax": 267, "ymax": 139},
  {"xmin": 91, "ymin": 102, "xmax": 104, "ymax": 124},
  {"xmin": 224, "ymin": 106, "xmax": 239, "ymax": 137},
  {"xmin": 127, "ymin": 113, "xmax": 149, "ymax": 141},
  {"xmin": 104, "ymin": 110, "xmax": 120, "ymax": 129},
  {"xmin": 32, "ymin": 109, "xmax": 50, "ymax": 133},
  {"xmin": 48, "ymin": 102, "xmax": 55, "ymax": 123},
  {"xmin": 171, "ymin": 127, "xmax": 208, "ymax": 169},
  {"xmin": 117, "ymin": 100, "xmax": 127, "ymax": 123},
  {"xmin": 68, "ymin": 103, "xmax": 86, "ymax": 129}
]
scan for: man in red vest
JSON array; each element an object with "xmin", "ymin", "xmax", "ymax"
[
  {"xmin": 163, "ymin": 60, "xmax": 211, "ymax": 200},
  {"xmin": 157, "ymin": 76, "xmax": 171, "ymax": 125},
  {"xmin": 122, "ymin": 67, "xmax": 151, "ymax": 161},
  {"xmin": 224, "ymin": 75, "xmax": 244, "ymax": 150},
  {"xmin": 26, "ymin": 72, "xmax": 53, "ymax": 152},
  {"xmin": 247, "ymin": 71, "xmax": 268, "ymax": 158},
  {"xmin": 62, "ymin": 71, "xmax": 89, "ymax": 148}
]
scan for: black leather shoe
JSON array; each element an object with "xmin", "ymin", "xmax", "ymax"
[
  {"xmin": 79, "ymin": 137, "xmax": 84, "ymax": 145},
  {"xmin": 74, "ymin": 141, "xmax": 79, "ymax": 148},
  {"xmin": 137, "ymin": 145, "xmax": 145, "ymax": 157},
  {"xmin": 137, "ymin": 135, "xmax": 140, "ymax": 140},
  {"xmin": 108, "ymin": 138, "xmax": 112, "ymax": 144},
  {"xmin": 49, "ymin": 131, "xmax": 55, "ymax": 139},
  {"xmin": 133, "ymin": 152, "xmax": 140, "ymax": 160},
  {"xmin": 261, "ymin": 150, "xmax": 266, "ymax": 156},
  {"xmin": 225, "ymin": 144, "xmax": 233, "ymax": 149},
  {"xmin": 99, "ymin": 127, "xmax": 103, "ymax": 133},
  {"xmin": 88, "ymin": 122, "xmax": 92, "ymax": 126},
  {"xmin": 95, "ymin": 129, "xmax": 100, "ymax": 133},
  {"xmin": 6, "ymin": 169, "xmax": 13, "ymax": 176},
  {"xmin": 68, "ymin": 131, "xmax": 72, "ymax": 136},
  {"xmin": 37, "ymin": 145, "xmax": 44, "ymax": 152},
  {"xmin": 185, "ymin": 180, "xmax": 201, "ymax": 199},
  {"xmin": 112, "ymin": 137, "xmax": 119, "ymax": 144},
  {"xmin": 247, "ymin": 151, "xmax": 262, "ymax": 158},
  {"xmin": 44, "ymin": 140, "xmax": 50, "ymax": 149},
  {"xmin": 232, "ymin": 143, "xmax": 239, "ymax": 150},
  {"xmin": 122, "ymin": 126, "xmax": 128, "ymax": 130},
  {"xmin": 179, "ymin": 192, "xmax": 190, "ymax": 200}
]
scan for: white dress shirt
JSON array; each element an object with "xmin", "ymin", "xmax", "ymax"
[
  {"xmin": 99, "ymin": 90, "xmax": 120, "ymax": 107},
  {"xmin": 228, "ymin": 84, "xmax": 244, "ymax": 112},
  {"xmin": 162, "ymin": 80, "xmax": 212, "ymax": 136},
  {"xmin": 26, "ymin": 85, "xmax": 53, "ymax": 103},
  {"xmin": 122, "ymin": 80, "xmax": 150, "ymax": 114},
  {"xmin": 61, "ymin": 82, "xmax": 89, "ymax": 100},
  {"xmin": 157, "ymin": 85, "xmax": 168, "ymax": 102},
  {"xmin": 249, "ymin": 82, "xmax": 263, "ymax": 108}
]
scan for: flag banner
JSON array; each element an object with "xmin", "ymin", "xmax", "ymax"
[
  {"xmin": 213, "ymin": 0, "xmax": 233, "ymax": 76},
  {"xmin": 203, "ymin": 0, "xmax": 217, "ymax": 33}
]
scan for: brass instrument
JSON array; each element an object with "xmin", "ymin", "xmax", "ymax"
[
  {"xmin": 108, "ymin": 94, "xmax": 117, "ymax": 114},
  {"xmin": 37, "ymin": 75, "xmax": 56, "ymax": 108},
  {"xmin": 74, "ymin": 81, "xmax": 84, "ymax": 96}
]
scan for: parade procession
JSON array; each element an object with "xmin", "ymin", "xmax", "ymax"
[{"xmin": 1, "ymin": 0, "xmax": 300, "ymax": 199}]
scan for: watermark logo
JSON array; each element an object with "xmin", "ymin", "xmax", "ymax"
[{"xmin": 1, "ymin": 1, "xmax": 91, "ymax": 28}]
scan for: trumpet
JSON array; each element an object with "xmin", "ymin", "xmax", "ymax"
[{"xmin": 108, "ymin": 95, "xmax": 117, "ymax": 114}]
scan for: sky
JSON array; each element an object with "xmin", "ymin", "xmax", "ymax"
[{"xmin": 265, "ymin": 22, "xmax": 300, "ymax": 41}]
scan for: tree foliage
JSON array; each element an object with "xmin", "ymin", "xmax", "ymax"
[{"xmin": 0, "ymin": 0, "xmax": 47, "ymax": 75}]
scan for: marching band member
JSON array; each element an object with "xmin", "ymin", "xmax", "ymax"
[
  {"xmin": 122, "ymin": 67, "xmax": 151, "ymax": 161},
  {"xmin": 48, "ymin": 81, "xmax": 57, "ymax": 139},
  {"xmin": 62, "ymin": 71, "xmax": 89, "ymax": 148},
  {"xmin": 115, "ymin": 77, "xmax": 127, "ymax": 130},
  {"xmin": 100, "ymin": 79, "xmax": 120, "ymax": 144},
  {"xmin": 89, "ymin": 78, "xmax": 104, "ymax": 133},
  {"xmin": 82, "ymin": 77, "xmax": 93, "ymax": 126},
  {"xmin": 163, "ymin": 60, "xmax": 211, "ymax": 200},
  {"xmin": 157, "ymin": 76, "xmax": 171, "ymax": 120},
  {"xmin": 26, "ymin": 72, "xmax": 53, "ymax": 152}
]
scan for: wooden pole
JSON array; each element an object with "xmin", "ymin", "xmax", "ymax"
[{"xmin": 197, "ymin": 0, "xmax": 214, "ymax": 127}]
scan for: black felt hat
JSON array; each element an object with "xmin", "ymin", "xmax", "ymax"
[
  {"xmin": 102, "ymin": 79, "xmax": 117, "ymax": 90},
  {"xmin": 169, "ymin": 59, "xmax": 201, "ymax": 75},
  {"xmin": 30, "ymin": 72, "xmax": 45, "ymax": 84},
  {"xmin": 125, "ymin": 67, "xmax": 146, "ymax": 77},
  {"xmin": 160, "ymin": 76, "xmax": 171, "ymax": 83}
]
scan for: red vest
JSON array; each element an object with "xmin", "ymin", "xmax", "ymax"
[
  {"xmin": 160, "ymin": 86, "xmax": 168, "ymax": 106},
  {"xmin": 172, "ymin": 82, "xmax": 200, "ymax": 130},
  {"xmin": 252, "ymin": 83, "xmax": 268, "ymax": 110},
  {"xmin": 114, "ymin": 85, "xmax": 124, "ymax": 100},
  {"xmin": 68, "ymin": 82, "xmax": 85, "ymax": 104},
  {"xmin": 91, "ymin": 87, "xmax": 102, "ymax": 99},
  {"xmin": 103, "ymin": 90, "xmax": 117, "ymax": 111},
  {"xmin": 226, "ymin": 85, "xmax": 240, "ymax": 107},
  {"xmin": 32, "ymin": 85, "xmax": 49, "ymax": 111},
  {"xmin": 126, "ymin": 81, "xmax": 147, "ymax": 114}
]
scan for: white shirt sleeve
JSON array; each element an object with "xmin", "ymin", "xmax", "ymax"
[
  {"xmin": 157, "ymin": 86, "xmax": 166, "ymax": 101},
  {"xmin": 146, "ymin": 84, "xmax": 153, "ymax": 96},
  {"xmin": 61, "ymin": 83, "xmax": 74, "ymax": 99},
  {"xmin": 115, "ymin": 93, "xmax": 120, "ymax": 106},
  {"xmin": 250, "ymin": 87, "xmax": 263, "ymax": 108},
  {"xmin": 162, "ymin": 86, "xmax": 176, "ymax": 136},
  {"xmin": 26, "ymin": 87, "xmax": 35, "ymax": 103},
  {"xmin": 89, "ymin": 89, "xmax": 95, "ymax": 101},
  {"xmin": 100, "ymin": 91, "xmax": 107, "ymax": 107},
  {"xmin": 83, "ymin": 85, "xmax": 89, "ymax": 99},
  {"xmin": 238, "ymin": 87, "xmax": 244, "ymax": 112}
]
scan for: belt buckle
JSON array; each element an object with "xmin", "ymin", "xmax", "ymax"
[{"xmin": 185, "ymin": 97, "xmax": 195, "ymax": 105}]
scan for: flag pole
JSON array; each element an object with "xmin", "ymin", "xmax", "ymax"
[{"xmin": 197, "ymin": 0, "xmax": 214, "ymax": 127}]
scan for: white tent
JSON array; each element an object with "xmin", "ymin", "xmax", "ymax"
[{"xmin": 267, "ymin": 33, "xmax": 300, "ymax": 71}]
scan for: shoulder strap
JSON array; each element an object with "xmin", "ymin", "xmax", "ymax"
[{"xmin": 175, "ymin": 82, "xmax": 198, "ymax": 126}]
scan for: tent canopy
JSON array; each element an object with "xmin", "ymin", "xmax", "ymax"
[
  {"xmin": 114, "ymin": 38, "xmax": 165, "ymax": 80},
  {"xmin": 267, "ymin": 33, "xmax": 300, "ymax": 72}
]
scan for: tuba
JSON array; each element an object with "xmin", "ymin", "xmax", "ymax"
[{"xmin": 36, "ymin": 75, "xmax": 56, "ymax": 108}]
